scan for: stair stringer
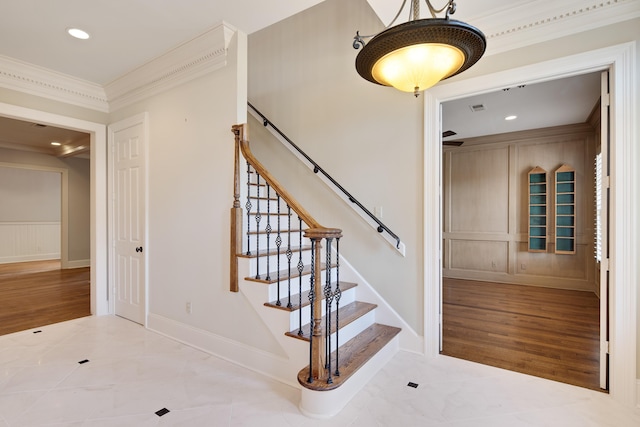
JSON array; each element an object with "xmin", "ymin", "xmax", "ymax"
[
  {"xmin": 237, "ymin": 247, "xmax": 423, "ymax": 419},
  {"xmin": 336, "ymin": 253, "xmax": 424, "ymax": 354}
]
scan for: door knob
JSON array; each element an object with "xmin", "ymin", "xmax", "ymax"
[{"xmin": 136, "ymin": 246, "xmax": 143, "ymax": 253}]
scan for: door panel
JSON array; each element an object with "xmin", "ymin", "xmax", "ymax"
[{"xmin": 109, "ymin": 114, "xmax": 147, "ymax": 325}]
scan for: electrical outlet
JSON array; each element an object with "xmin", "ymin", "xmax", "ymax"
[
  {"xmin": 491, "ymin": 261, "xmax": 496, "ymax": 268},
  {"xmin": 521, "ymin": 263, "xmax": 527, "ymax": 270},
  {"xmin": 186, "ymin": 302, "xmax": 192, "ymax": 314}
]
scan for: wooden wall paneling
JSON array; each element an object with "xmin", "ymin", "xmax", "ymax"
[{"xmin": 443, "ymin": 124, "xmax": 597, "ymax": 291}]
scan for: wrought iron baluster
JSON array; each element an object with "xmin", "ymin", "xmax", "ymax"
[
  {"xmin": 324, "ymin": 238, "xmax": 334, "ymax": 384},
  {"xmin": 297, "ymin": 217, "xmax": 304, "ymax": 334},
  {"xmin": 334, "ymin": 237, "xmax": 341, "ymax": 377},
  {"xmin": 275, "ymin": 194, "xmax": 282, "ymax": 306},
  {"xmin": 245, "ymin": 162, "xmax": 252, "ymax": 255},
  {"xmin": 307, "ymin": 238, "xmax": 316, "ymax": 384},
  {"xmin": 286, "ymin": 206, "xmax": 293, "ymax": 311},
  {"xmin": 254, "ymin": 173, "xmax": 262, "ymax": 279},
  {"xmin": 265, "ymin": 183, "xmax": 272, "ymax": 281}
]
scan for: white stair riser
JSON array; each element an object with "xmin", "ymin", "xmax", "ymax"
[
  {"xmin": 246, "ymin": 249, "xmax": 313, "ymax": 275},
  {"xmin": 242, "ymin": 234, "xmax": 308, "ymax": 255},
  {"xmin": 329, "ymin": 310, "xmax": 376, "ymax": 351},
  {"xmin": 265, "ymin": 268, "xmax": 338, "ymax": 301},
  {"xmin": 290, "ymin": 288, "xmax": 357, "ymax": 330}
]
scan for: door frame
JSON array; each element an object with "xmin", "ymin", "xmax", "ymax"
[
  {"xmin": 0, "ymin": 102, "xmax": 109, "ymax": 316},
  {"xmin": 423, "ymin": 42, "xmax": 637, "ymax": 406},
  {"xmin": 107, "ymin": 112, "xmax": 149, "ymax": 323}
]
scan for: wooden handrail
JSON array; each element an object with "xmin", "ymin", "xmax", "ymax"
[
  {"xmin": 230, "ymin": 123, "xmax": 344, "ymax": 387},
  {"xmin": 230, "ymin": 124, "xmax": 342, "ymax": 289}
]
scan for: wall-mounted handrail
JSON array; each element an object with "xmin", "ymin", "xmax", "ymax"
[{"xmin": 248, "ymin": 102, "xmax": 403, "ymax": 253}]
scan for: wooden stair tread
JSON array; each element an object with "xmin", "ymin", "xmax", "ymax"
[
  {"xmin": 297, "ymin": 323, "xmax": 401, "ymax": 391},
  {"xmin": 285, "ymin": 301, "xmax": 377, "ymax": 341},
  {"xmin": 237, "ymin": 245, "xmax": 312, "ymax": 259},
  {"xmin": 244, "ymin": 262, "xmax": 334, "ymax": 284},
  {"xmin": 265, "ymin": 281, "xmax": 357, "ymax": 311}
]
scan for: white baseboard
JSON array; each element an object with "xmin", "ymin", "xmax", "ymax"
[
  {"xmin": 0, "ymin": 253, "xmax": 60, "ymax": 264},
  {"xmin": 147, "ymin": 313, "xmax": 300, "ymax": 389},
  {"xmin": 63, "ymin": 259, "xmax": 90, "ymax": 269}
]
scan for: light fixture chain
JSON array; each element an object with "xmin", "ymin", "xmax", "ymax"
[
  {"xmin": 425, "ymin": 0, "xmax": 456, "ymax": 19},
  {"xmin": 412, "ymin": 0, "xmax": 420, "ymax": 21}
]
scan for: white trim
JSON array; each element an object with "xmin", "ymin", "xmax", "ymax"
[
  {"xmin": 475, "ymin": 0, "xmax": 640, "ymax": 56},
  {"xmin": 104, "ymin": 22, "xmax": 236, "ymax": 111},
  {"xmin": 65, "ymin": 259, "xmax": 90, "ymax": 269},
  {"xmin": 147, "ymin": 312, "xmax": 299, "ymax": 389},
  {"xmin": 0, "ymin": 54, "xmax": 109, "ymax": 112},
  {"xmin": 338, "ymin": 254, "xmax": 423, "ymax": 353},
  {"xmin": 0, "ymin": 102, "xmax": 108, "ymax": 316},
  {"xmin": 423, "ymin": 42, "xmax": 637, "ymax": 406},
  {"xmin": 366, "ymin": 0, "xmax": 640, "ymax": 57}
]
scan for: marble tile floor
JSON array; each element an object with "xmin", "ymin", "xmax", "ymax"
[{"xmin": 1, "ymin": 316, "xmax": 639, "ymax": 426}]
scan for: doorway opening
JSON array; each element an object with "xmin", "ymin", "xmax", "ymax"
[
  {"xmin": 423, "ymin": 42, "xmax": 637, "ymax": 406},
  {"xmin": 439, "ymin": 72, "xmax": 605, "ymax": 391},
  {"xmin": 0, "ymin": 101, "xmax": 109, "ymax": 317}
]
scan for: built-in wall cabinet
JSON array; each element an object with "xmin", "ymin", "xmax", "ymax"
[
  {"xmin": 527, "ymin": 166, "xmax": 547, "ymax": 252},
  {"xmin": 555, "ymin": 164, "xmax": 576, "ymax": 254}
]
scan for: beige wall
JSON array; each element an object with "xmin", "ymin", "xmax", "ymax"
[
  {"xmin": 249, "ymin": 0, "xmax": 425, "ymax": 334},
  {"xmin": 443, "ymin": 124, "xmax": 597, "ymax": 291},
  {"xmin": 107, "ymin": 32, "xmax": 286, "ymax": 354}
]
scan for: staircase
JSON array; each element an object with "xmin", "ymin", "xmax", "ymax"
[{"xmin": 230, "ymin": 124, "xmax": 401, "ymax": 418}]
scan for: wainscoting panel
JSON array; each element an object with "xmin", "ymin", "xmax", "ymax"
[
  {"xmin": 0, "ymin": 222, "xmax": 61, "ymax": 263},
  {"xmin": 449, "ymin": 239, "xmax": 509, "ymax": 273}
]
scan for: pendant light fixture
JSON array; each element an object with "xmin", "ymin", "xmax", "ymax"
[{"xmin": 353, "ymin": 0, "xmax": 485, "ymax": 97}]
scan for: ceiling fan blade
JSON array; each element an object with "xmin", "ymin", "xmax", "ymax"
[
  {"xmin": 442, "ymin": 130, "xmax": 457, "ymax": 138},
  {"xmin": 443, "ymin": 140, "xmax": 464, "ymax": 146}
]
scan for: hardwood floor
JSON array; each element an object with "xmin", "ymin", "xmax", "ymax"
[
  {"xmin": 0, "ymin": 260, "xmax": 90, "ymax": 336},
  {"xmin": 441, "ymin": 278, "xmax": 602, "ymax": 391}
]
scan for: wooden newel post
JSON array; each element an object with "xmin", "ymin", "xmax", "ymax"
[
  {"xmin": 305, "ymin": 227, "xmax": 343, "ymax": 381},
  {"xmin": 230, "ymin": 124, "xmax": 246, "ymax": 292}
]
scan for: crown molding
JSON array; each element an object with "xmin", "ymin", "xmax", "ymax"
[
  {"xmin": 0, "ymin": 55, "xmax": 109, "ymax": 112},
  {"xmin": 0, "ymin": 22, "xmax": 237, "ymax": 113},
  {"xmin": 367, "ymin": 0, "xmax": 640, "ymax": 56},
  {"xmin": 105, "ymin": 22, "xmax": 237, "ymax": 112},
  {"xmin": 473, "ymin": 0, "xmax": 640, "ymax": 56}
]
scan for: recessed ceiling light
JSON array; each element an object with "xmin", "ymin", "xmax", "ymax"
[
  {"xmin": 51, "ymin": 142, "xmax": 61, "ymax": 146},
  {"xmin": 67, "ymin": 28, "xmax": 90, "ymax": 40},
  {"xmin": 505, "ymin": 115, "xmax": 518, "ymax": 121}
]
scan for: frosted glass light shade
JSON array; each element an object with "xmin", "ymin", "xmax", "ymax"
[
  {"xmin": 371, "ymin": 43, "xmax": 464, "ymax": 93},
  {"xmin": 355, "ymin": 18, "xmax": 486, "ymax": 95}
]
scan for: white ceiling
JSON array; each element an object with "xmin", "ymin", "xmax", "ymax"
[
  {"xmin": 442, "ymin": 72, "xmax": 602, "ymax": 142},
  {"xmin": 0, "ymin": 1, "xmax": 631, "ymax": 155},
  {"xmin": 0, "ymin": 0, "xmax": 325, "ymax": 85}
]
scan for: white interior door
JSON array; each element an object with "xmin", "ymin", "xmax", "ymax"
[
  {"xmin": 597, "ymin": 71, "xmax": 610, "ymax": 390},
  {"xmin": 108, "ymin": 113, "xmax": 147, "ymax": 325}
]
